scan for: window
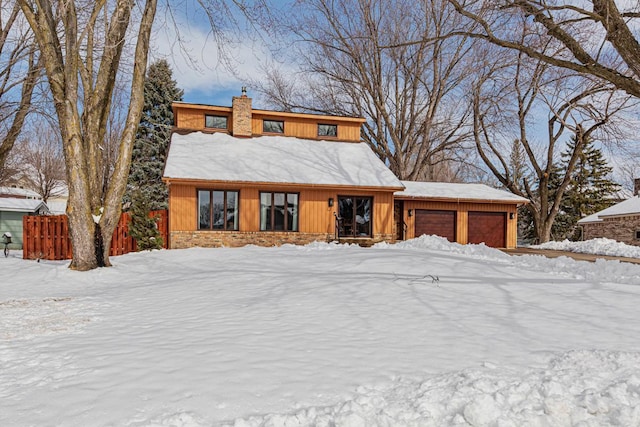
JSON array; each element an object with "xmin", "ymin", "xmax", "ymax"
[
  {"xmin": 338, "ymin": 196, "xmax": 372, "ymax": 237},
  {"xmin": 205, "ymin": 115, "xmax": 228, "ymax": 130},
  {"xmin": 198, "ymin": 190, "xmax": 239, "ymax": 230},
  {"xmin": 263, "ymin": 119, "xmax": 284, "ymax": 134},
  {"xmin": 260, "ymin": 192, "xmax": 299, "ymax": 231},
  {"xmin": 318, "ymin": 124, "xmax": 338, "ymax": 138},
  {"xmin": 636, "ymin": 230, "xmax": 640, "ymax": 240}
]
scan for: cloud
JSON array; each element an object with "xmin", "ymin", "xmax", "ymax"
[{"xmin": 149, "ymin": 18, "xmax": 273, "ymax": 103}]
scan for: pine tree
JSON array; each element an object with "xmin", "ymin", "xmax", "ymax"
[
  {"xmin": 128, "ymin": 189, "xmax": 163, "ymax": 251},
  {"xmin": 125, "ymin": 59, "xmax": 184, "ymax": 210},
  {"xmin": 553, "ymin": 136, "xmax": 620, "ymax": 240}
]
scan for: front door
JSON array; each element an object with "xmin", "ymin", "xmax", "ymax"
[{"xmin": 338, "ymin": 196, "xmax": 372, "ymax": 237}]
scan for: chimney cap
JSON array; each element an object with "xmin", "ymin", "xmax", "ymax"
[{"xmin": 241, "ymin": 86, "xmax": 247, "ymax": 97}]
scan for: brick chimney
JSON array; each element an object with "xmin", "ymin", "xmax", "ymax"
[
  {"xmin": 232, "ymin": 87, "xmax": 252, "ymax": 137},
  {"xmin": 635, "ymin": 178, "xmax": 640, "ymax": 196}
]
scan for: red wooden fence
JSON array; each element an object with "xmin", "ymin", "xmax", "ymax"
[{"xmin": 23, "ymin": 210, "xmax": 168, "ymax": 260}]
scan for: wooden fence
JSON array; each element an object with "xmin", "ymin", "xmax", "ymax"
[{"xmin": 23, "ymin": 210, "xmax": 168, "ymax": 260}]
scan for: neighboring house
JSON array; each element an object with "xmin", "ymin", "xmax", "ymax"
[
  {"xmin": 394, "ymin": 181, "xmax": 528, "ymax": 248},
  {"xmin": 0, "ymin": 198, "xmax": 49, "ymax": 250},
  {"xmin": 578, "ymin": 195, "xmax": 640, "ymax": 246},
  {"xmin": 163, "ymin": 93, "xmax": 528, "ymax": 249},
  {"xmin": 0, "ymin": 186, "xmax": 41, "ymax": 200}
]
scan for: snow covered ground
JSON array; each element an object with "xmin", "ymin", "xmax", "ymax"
[
  {"xmin": 533, "ymin": 237, "xmax": 640, "ymax": 259},
  {"xmin": 2, "ymin": 236, "xmax": 640, "ymax": 426}
]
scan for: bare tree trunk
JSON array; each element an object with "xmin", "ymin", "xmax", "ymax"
[{"xmin": 19, "ymin": 0, "xmax": 157, "ymax": 270}]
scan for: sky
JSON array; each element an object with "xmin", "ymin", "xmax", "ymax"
[
  {"xmin": 148, "ymin": 1, "xmax": 286, "ymax": 107},
  {"xmin": 2, "ymin": 236, "xmax": 640, "ymax": 426}
]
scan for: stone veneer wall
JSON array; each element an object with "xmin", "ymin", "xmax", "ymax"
[
  {"xmin": 170, "ymin": 231, "xmax": 395, "ymax": 249},
  {"xmin": 581, "ymin": 215, "xmax": 640, "ymax": 246}
]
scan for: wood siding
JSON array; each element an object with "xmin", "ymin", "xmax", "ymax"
[
  {"xmin": 173, "ymin": 103, "xmax": 363, "ymax": 142},
  {"xmin": 168, "ymin": 183, "xmax": 395, "ymax": 237},
  {"xmin": 251, "ymin": 114, "xmax": 361, "ymax": 142},
  {"xmin": 400, "ymin": 200, "xmax": 519, "ymax": 248}
]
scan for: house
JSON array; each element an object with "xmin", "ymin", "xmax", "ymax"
[
  {"xmin": 163, "ymin": 93, "xmax": 527, "ymax": 249},
  {"xmin": 578, "ymin": 194, "xmax": 640, "ymax": 247},
  {"xmin": 0, "ymin": 197, "xmax": 49, "ymax": 250},
  {"xmin": 394, "ymin": 181, "xmax": 528, "ymax": 248},
  {"xmin": 163, "ymin": 93, "xmax": 404, "ymax": 248}
]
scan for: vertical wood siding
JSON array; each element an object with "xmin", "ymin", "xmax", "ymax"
[
  {"xmin": 401, "ymin": 200, "xmax": 519, "ymax": 248},
  {"xmin": 168, "ymin": 184, "xmax": 395, "ymax": 236},
  {"xmin": 251, "ymin": 114, "xmax": 361, "ymax": 142}
]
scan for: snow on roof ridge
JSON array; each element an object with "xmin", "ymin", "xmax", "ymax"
[
  {"xmin": 395, "ymin": 180, "xmax": 529, "ymax": 203},
  {"xmin": 578, "ymin": 195, "xmax": 640, "ymax": 224}
]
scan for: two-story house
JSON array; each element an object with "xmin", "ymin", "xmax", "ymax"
[{"xmin": 163, "ymin": 92, "xmax": 527, "ymax": 249}]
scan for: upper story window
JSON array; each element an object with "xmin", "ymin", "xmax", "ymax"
[
  {"xmin": 205, "ymin": 115, "xmax": 228, "ymax": 130},
  {"xmin": 318, "ymin": 124, "xmax": 338, "ymax": 138},
  {"xmin": 263, "ymin": 119, "xmax": 284, "ymax": 134}
]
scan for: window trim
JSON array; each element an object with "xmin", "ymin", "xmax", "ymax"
[
  {"xmin": 259, "ymin": 191, "xmax": 299, "ymax": 232},
  {"xmin": 205, "ymin": 114, "xmax": 229, "ymax": 130},
  {"xmin": 262, "ymin": 119, "xmax": 285, "ymax": 134},
  {"xmin": 197, "ymin": 189, "xmax": 239, "ymax": 231},
  {"xmin": 317, "ymin": 123, "xmax": 338, "ymax": 138}
]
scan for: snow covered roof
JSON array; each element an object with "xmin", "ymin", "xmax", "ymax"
[
  {"xmin": 395, "ymin": 181, "xmax": 529, "ymax": 204},
  {"xmin": 0, "ymin": 186, "xmax": 41, "ymax": 199},
  {"xmin": 578, "ymin": 196, "xmax": 640, "ymax": 224},
  {"xmin": 163, "ymin": 132, "xmax": 404, "ymax": 189},
  {"xmin": 0, "ymin": 198, "xmax": 49, "ymax": 213}
]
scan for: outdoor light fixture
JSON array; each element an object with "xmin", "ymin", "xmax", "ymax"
[
  {"xmin": 509, "ymin": 212, "xmax": 515, "ymax": 219},
  {"xmin": 328, "ymin": 198, "xmax": 334, "ymax": 207},
  {"xmin": 408, "ymin": 209, "xmax": 413, "ymax": 217}
]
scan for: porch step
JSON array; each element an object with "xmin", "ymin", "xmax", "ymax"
[{"xmin": 335, "ymin": 237, "xmax": 376, "ymax": 247}]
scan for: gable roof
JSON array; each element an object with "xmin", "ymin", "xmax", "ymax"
[
  {"xmin": 0, "ymin": 186, "xmax": 41, "ymax": 199},
  {"xmin": 395, "ymin": 181, "xmax": 529, "ymax": 204},
  {"xmin": 163, "ymin": 132, "xmax": 404, "ymax": 190},
  {"xmin": 0, "ymin": 198, "xmax": 49, "ymax": 213},
  {"xmin": 578, "ymin": 196, "xmax": 640, "ymax": 224}
]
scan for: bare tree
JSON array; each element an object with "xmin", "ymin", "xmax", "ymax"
[
  {"xmin": 471, "ymin": 44, "xmax": 633, "ymax": 243},
  {"xmin": 447, "ymin": 0, "xmax": 640, "ymax": 98},
  {"xmin": 0, "ymin": 2, "xmax": 39, "ymax": 173},
  {"xmin": 17, "ymin": 126, "xmax": 66, "ymax": 203},
  {"xmin": 257, "ymin": 0, "xmax": 477, "ymax": 180},
  {"xmin": 17, "ymin": 0, "xmax": 157, "ymax": 270}
]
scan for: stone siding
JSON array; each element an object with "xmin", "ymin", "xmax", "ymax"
[
  {"xmin": 231, "ymin": 96, "xmax": 252, "ymax": 137},
  {"xmin": 581, "ymin": 215, "xmax": 640, "ymax": 246},
  {"xmin": 170, "ymin": 231, "xmax": 394, "ymax": 249}
]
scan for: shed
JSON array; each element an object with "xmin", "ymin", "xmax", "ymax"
[
  {"xmin": 0, "ymin": 199, "xmax": 49, "ymax": 250},
  {"xmin": 394, "ymin": 181, "xmax": 529, "ymax": 248}
]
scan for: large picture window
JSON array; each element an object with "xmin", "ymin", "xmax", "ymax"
[
  {"xmin": 338, "ymin": 196, "xmax": 372, "ymax": 237},
  {"xmin": 198, "ymin": 190, "xmax": 239, "ymax": 230},
  {"xmin": 260, "ymin": 192, "xmax": 299, "ymax": 231}
]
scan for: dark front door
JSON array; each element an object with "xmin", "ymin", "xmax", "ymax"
[
  {"xmin": 415, "ymin": 210, "xmax": 456, "ymax": 242},
  {"xmin": 338, "ymin": 196, "xmax": 372, "ymax": 237}
]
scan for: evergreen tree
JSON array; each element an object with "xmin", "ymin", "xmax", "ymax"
[
  {"xmin": 125, "ymin": 59, "xmax": 184, "ymax": 210},
  {"xmin": 128, "ymin": 189, "xmax": 163, "ymax": 251},
  {"xmin": 553, "ymin": 136, "xmax": 620, "ymax": 240}
]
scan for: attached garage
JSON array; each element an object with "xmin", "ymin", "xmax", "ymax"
[
  {"xmin": 468, "ymin": 211, "xmax": 506, "ymax": 247},
  {"xmin": 415, "ymin": 210, "xmax": 456, "ymax": 242},
  {"xmin": 395, "ymin": 181, "xmax": 528, "ymax": 249}
]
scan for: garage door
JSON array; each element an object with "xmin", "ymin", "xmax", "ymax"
[
  {"xmin": 468, "ymin": 211, "xmax": 506, "ymax": 247},
  {"xmin": 415, "ymin": 210, "xmax": 456, "ymax": 242}
]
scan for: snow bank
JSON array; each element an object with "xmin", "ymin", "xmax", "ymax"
[
  {"xmin": 533, "ymin": 238, "xmax": 640, "ymax": 259},
  {"xmin": 225, "ymin": 350, "xmax": 640, "ymax": 427}
]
